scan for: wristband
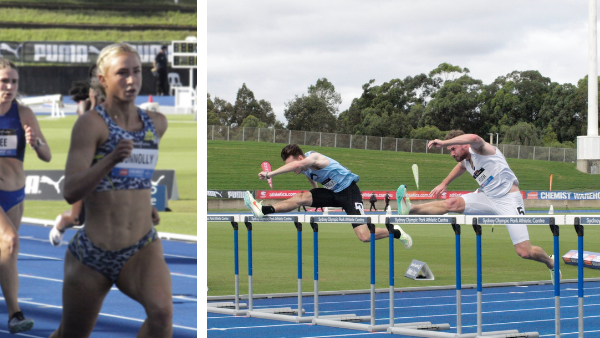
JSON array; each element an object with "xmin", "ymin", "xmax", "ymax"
[{"xmin": 266, "ymin": 172, "xmax": 269, "ymax": 179}]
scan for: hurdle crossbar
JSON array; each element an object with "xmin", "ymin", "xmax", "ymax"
[
  {"xmin": 206, "ymin": 215, "xmax": 248, "ymax": 315},
  {"xmin": 243, "ymin": 215, "xmax": 308, "ymax": 321}
]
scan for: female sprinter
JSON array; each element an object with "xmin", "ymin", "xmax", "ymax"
[
  {"xmin": 49, "ymin": 43, "xmax": 172, "ymax": 338},
  {"xmin": 0, "ymin": 58, "xmax": 52, "ymax": 333}
]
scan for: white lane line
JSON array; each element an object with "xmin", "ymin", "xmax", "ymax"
[
  {"xmin": 19, "ymin": 253, "xmax": 63, "ymax": 261},
  {"xmin": 0, "ymin": 328, "xmax": 45, "ymax": 337},
  {"xmin": 19, "ymin": 274, "xmax": 63, "ymax": 283},
  {"xmin": 14, "ymin": 299, "xmax": 196, "ymax": 331},
  {"xmin": 164, "ymin": 253, "xmax": 197, "ymax": 259},
  {"xmin": 208, "ymin": 323, "xmax": 303, "ymax": 331},
  {"xmin": 174, "ymin": 295, "xmax": 197, "ymax": 302},
  {"xmin": 171, "ymin": 272, "xmax": 196, "ymax": 278}
]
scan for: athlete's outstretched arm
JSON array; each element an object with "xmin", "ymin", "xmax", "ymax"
[
  {"xmin": 258, "ymin": 152, "xmax": 328, "ymax": 180},
  {"xmin": 430, "ymin": 163, "xmax": 466, "ymax": 197},
  {"xmin": 429, "ymin": 134, "xmax": 495, "ymax": 155}
]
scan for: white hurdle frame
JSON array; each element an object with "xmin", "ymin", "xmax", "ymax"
[
  {"xmin": 466, "ymin": 215, "xmax": 565, "ymax": 338},
  {"xmin": 243, "ymin": 215, "xmax": 306, "ymax": 320},
  {"xmin": 208, "ymin": 213, "xmax": 582, "ymax": 337},
  {"xmin": 206, "ymin": 214, "xmax": 248, "ymax": 315}
]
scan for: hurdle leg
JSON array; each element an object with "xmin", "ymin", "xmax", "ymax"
[
  {"xmin": 549, "ymin": 219, "xmax": 560, "ymax": 337},
  {"xmin": 244, "ymin": 216, "xmax": 306, "ymax": 320},
  {"xmin": 207, "ymin": 217, "xmax": 248, "ymax": 315},
  {"xmin": 574, "ymin": 218, "xmax": 584, "ymax": 338},
  {"xmin": 469, "ymin": 218, "xmax": 533, "ymax": 338},
  {"xmin": 452, "ymin": 221, "xmax": 462, "ymax": 335}
]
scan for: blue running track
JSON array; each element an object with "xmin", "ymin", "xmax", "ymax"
[
  {"xmin": 1, "ymin": 223, "xmax": 197, "ymax": 338},
  {"xmin": 208, "ymin": 281, "xmax": 600, "ymax": 337}
]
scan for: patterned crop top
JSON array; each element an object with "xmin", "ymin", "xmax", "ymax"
[{"xmin": 93, "ymin": 105, "xmax": 159, "ymax": 192}]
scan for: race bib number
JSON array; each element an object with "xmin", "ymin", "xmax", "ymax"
[
  {"xmin": 112, "ymin": 140, "xmax": 158, "ymax": 179},
  {"xmin": 0, "ymin": 129, "xmax": 18, "ymax": 156},
  {"xmin": 322, "ymin": 178, "xmax": 337, "ymax": 190},
  {"xmin": 473, "ymin": 167, "xmax": 494, "ymax": 188}
]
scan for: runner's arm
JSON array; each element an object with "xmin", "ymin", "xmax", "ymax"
[{"xmin": 430, "ymin": 163, "xmax": 466, "ymax": 197}]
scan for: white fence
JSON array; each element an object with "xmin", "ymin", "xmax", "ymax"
[{"xmin": 207, "ymin": 125, "xmax": 577, "ymax": 163}]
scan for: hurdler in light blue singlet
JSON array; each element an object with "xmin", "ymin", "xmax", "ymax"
[{"xmin": 301, "ymin": 151, "xmax": 359, "ymax": 193}]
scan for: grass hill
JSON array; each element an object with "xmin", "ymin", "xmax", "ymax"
[{"xmin": 207, "ymin": 140, "xmax": 600, "ymax": 192}]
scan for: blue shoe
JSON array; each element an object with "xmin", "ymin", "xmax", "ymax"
[
  {"xmin": 8, "ymin": 311, "xmax": 33, "ymax": 334},
  {"xmin": 396, "ymin": 185, "xmax": 411, "ymax": 215}
]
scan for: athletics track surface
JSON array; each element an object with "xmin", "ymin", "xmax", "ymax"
[
  {"xmin": 0, "ymin": 223, "xmax": 197, "ymax": 338},
  {"xmin": 208, "ymin": 281, "xmax": 600, "ymax": 337}
]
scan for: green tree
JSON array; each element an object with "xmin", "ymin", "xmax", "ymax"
[
  {"xmin": 409, "ymin": 125, "xmax": 446, "ymax": 140},
  {"xmin": 284, "ymin": 79, "xmax": 340, "ymax": 132},
  {"xmin": 503, "ymin": 122, "xmax": 542, "ymax": 146},
  {"xmin": 421, "ymin": 74, "xmax": 483, "ymax": 134},
  {"xmin": 228, "ymin": 83, "xmax": 277, "ymax": 127},
  {"xmin": 428, "ymin": 62, "xmax": 470, "ymax": 84},
  {"xmin": 337, "ymin": 74, "xmax": 434, "ymax": 137},
  {"xmin": 240, "ymin": 115, "xmax": 268, "ymax": 128}
]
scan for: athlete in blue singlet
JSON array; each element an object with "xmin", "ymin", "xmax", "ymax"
[
  {"xmin": 49, "ymin": 44, "xmax": 172, "ymax": 338},
  {"xmin": 244, "ymin": 144, "xmax": 413, "ymax": 247},
  {"xmin": 0, "ymin": 58, "xmax": 52, "ymax": 334}
]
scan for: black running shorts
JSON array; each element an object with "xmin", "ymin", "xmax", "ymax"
[{"xmin": 310, "ymin": 182, "xmax": 366, "ymax": 228}]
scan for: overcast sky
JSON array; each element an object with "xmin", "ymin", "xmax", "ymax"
[{"xmin": 207, "ymin": 1, "xmax": 595, "ymax": 124}]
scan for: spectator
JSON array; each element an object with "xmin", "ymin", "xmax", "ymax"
[
  {"xmin": 153, "ymin": 45, "xmax": 169, "ymax": 96},
  {"xmin": 384, "ymin": 192, "xmax": 390, "ymax": 212},
  {"xmin": 369, "ymin": 193, "xmax": 377, "ymax": 211}
]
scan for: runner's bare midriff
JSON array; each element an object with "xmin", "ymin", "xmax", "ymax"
[
  {"xmin": 84, "ymin": 189, "xmax": 153, "ymax": 251},
  {"xmin": 0, "ymin": 158, "xmax": 24, "ymax": 191}
]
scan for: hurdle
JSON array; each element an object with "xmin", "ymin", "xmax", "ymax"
[
  {"xmin": 386, "ymin": 215, "xmax": 518, "ymax": 337},
  {"xmin": 206, "ymin": 215, "xmax": 248, "ymax": 315},
  {"xmin": 468, "ymin": 216, "xmax": 561, "ymax": 338},
  {"xmin": 308, "ymin": 215, "xmax": 381, "ymax": 330},
  {"xmin": 243, "ymin": 215, "xmax": 306, "ymax": 320},
  {"xmin": 568, "ymin": 215, "xmax": 600, "ymax": 338}
]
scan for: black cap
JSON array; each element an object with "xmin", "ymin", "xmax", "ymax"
[{"xmin": 161, "ymin": 44, "xmax": 168, "ymax": 50}]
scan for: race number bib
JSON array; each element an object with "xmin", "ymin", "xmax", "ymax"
[
  {"xmin": 0, "ymin": 129, "xmax": 18, "ymax": 156},
  {"xmin": 112, "ymin": 139, "xmax": 158, "ymax": 179},
  {"xmin": 473, "ymin": 167, "xmax": 494, "ymax": 188},
  {"xmin": 322, "ymin": 178, "xmax": 337, "ymax": 190}
]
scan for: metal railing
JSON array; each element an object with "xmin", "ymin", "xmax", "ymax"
[{"xmin": 207, "ymin": 125, "xmax": 577, "ymax": 163}]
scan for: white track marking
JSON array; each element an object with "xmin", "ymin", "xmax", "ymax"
[
  {"xmin": 12, "ymin": 299, "xmax": 196, "ymax": 331},
  {"xmin": 171, "ymin": 272, "xmax": 196, "ymax": 278}
]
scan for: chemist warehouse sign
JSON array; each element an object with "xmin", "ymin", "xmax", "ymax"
[
  {"xmin": 23, "ymin": 170, "xmax": 179, "ymax": 203},
  {"xmin": 526, "ymin": 191, "xmax": 600, "ymax": 200}
]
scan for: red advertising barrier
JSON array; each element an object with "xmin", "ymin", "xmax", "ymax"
[{"xmin": 256, "ymin": 190, "xmax": 478, "ymax": 200}]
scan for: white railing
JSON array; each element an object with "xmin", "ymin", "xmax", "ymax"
[{"xmin": 207, "ymin": 125, "xmax": 577, "ymax": 163}]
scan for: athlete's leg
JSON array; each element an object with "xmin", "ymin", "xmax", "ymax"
[
  {"xmin": 513, "ymin": 240, "xmax": 554, "ymax": 269},
  {"xmin": 271, "ymin": 191, "xmax": 313, "ymax": 213},
  {"xmin": 115, "ymin": 240, "xmax": 173, "ymax": 338},
  {"xmin": 353, "ymin": 224, "xmax": 392, "ymax": 242},
  {"xmin": 0, "ymin": 203, "xmax": 22, "ymax": 317},
  {"xmin": 49, "ymin": 252, "xmax": 113, "ymax": 338},
  {"xmin": 409, "ymin": 197, "xmax": 465, "ymax": 215}
]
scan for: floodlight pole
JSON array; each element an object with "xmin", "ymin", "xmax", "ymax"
[{"xmin": 590, "ymin": 0, "xmax": 599, "ymax": 137}]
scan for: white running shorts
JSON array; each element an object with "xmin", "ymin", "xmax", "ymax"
[{"xmin": 460, "ymin": 191, "xmax": 529, "ymax": 245}]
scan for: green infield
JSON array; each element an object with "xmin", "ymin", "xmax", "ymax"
[
  {"xmin": 207, "ymin": 218, "xmax": 600, "ymax": 296},
  {"xmin": 24, "ymin": 114, "xmax": 197, "ymax": 236},
  {"xmin": 207, "ymin": 140, "xmax": 600, "ymax": 191}
]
